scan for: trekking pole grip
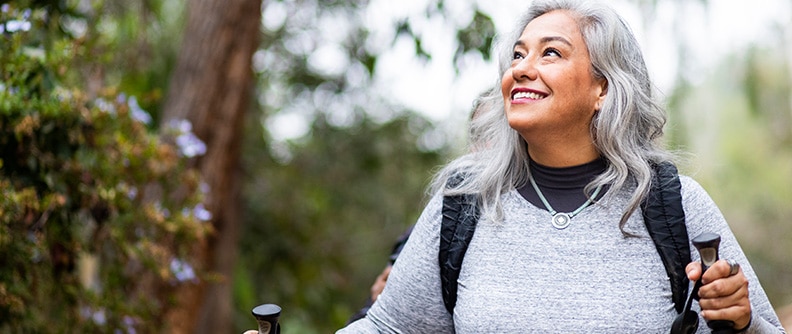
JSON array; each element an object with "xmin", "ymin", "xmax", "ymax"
[
  {"xmin": 252, "ymin": 304, "xmax": 282, "ymax": 334},
  {"xmin": 692, "ymin": 233, "xmax": 736, "ymax": 334}
]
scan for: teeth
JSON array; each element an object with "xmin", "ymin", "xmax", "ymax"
[{"xmin": 513, "ymin": 91, "xmax": 545, "ymax": 100}]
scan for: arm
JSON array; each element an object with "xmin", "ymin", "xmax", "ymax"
[
  {"xmin": 337, "ymin": 194, "xmax": 454, "ymax": 334},
  {"xmin": 680, "ymin": 176, "xmax": 786, "ymax": 333}
]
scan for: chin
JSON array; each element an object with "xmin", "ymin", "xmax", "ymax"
[{"xmin": 505, "ymin": 113, "xmax": 536, "ymax": 132}]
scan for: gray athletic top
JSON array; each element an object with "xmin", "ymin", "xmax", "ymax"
[{"xmin": 337, "ymin": 176, "xmax": 785, "ymax": 333}]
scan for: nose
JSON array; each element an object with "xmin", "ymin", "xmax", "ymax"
[{"xmin": 512, "ymin": 56, "xmax": 538, "ymax": 81}]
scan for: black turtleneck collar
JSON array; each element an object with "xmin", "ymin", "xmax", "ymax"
[{"xmin": 517, "ymin": 156, "xmax": 608, "ymax": 213}]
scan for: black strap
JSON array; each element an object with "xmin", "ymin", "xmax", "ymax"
[
  {"xmin": 439, "ymin": 175, "xmax": 479, "ymax": 314},
  {"xmin": 439, "ymin": 162, "xmax": 690, "ymax": 315},
  {"xmin": 640, "ymin": 161, "xmax": 691, "ymax": 314}
]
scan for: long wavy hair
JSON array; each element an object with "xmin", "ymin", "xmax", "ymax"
[{"xmin": 431, "ymin": 0, "xmax": 673, "ymax": 232}]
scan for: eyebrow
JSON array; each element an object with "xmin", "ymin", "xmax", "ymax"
[{"xmin": 513, "ymin": 36, "xmax": 573, "ymax": 48}]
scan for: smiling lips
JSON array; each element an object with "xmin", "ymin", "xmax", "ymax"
[{"xmin": 511, "ymin": 88, "xmax": 548, "ymax": 102}]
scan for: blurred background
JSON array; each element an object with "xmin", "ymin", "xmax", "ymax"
[{"xmin": 1, "ymin": 0, "xmax": 790, "ymax": 333}]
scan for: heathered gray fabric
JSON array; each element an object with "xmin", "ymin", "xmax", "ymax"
[{"xmin": 337, "ymin": 176, "xmax": 785, "ymax": 333}]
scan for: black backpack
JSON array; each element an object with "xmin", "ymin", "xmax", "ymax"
[{"xmin": 439, "ymin": 162, "xmax": 691, "ymax": 315}]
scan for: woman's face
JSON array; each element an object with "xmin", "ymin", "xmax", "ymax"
[{"xmin": 501, "ymin": 10, "xmax": 606, "ymax": 145}]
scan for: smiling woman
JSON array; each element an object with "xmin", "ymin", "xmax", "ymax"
[
  {"xmin": 334, "ymin": 0, "xmax": 787, "ymax": 332},
  {"xmin": 502, "ymin": 10, "xmax": 607, "ymax": 168}
]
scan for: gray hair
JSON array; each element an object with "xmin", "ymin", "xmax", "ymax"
[{"xmin": 431, "ymin": 0, "xmax": 672, "ymax": 232}]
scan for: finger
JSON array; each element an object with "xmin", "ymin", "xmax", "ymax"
[
  {"xmin": 699, "ymin": 271, "xmax": 749, "ymax": 299},
  {"xmin": 698, "ymin": 280, "xmax": 749, "ymax": 308},
  {"xmin": 685, "ymin": 261, "xmax": 702, "ymax": 281},
  {"xmin": 371, "ymin": 266, "xmax": 393, "ymax": 301},
  {"xmin": 380, "ymin": 265, "xmax": 392, "ymax": 281},
  {"xmin": 700, "ymin": 304, "xmax": 752, "ymax": 330},
  {"xmin": 698, "ymin": 275, "xmax": 751, "ymax": 329},
  {"xmin": 702, "ymin": 259, "xmax": 741, "ymax": 284},
  {"xmin": 371, "ymin": 279, "xmax": 386, "ymax": 301}
]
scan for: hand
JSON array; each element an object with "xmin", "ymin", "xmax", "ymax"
[
  {"xmin": 370, "ymin": 265, "xmax": 392, "ymax": 302},
  {"xmin": 685, "ymin": 259, "xmax": 751, "ymax": 330},
  {"xmin": 242, "ymin": 331, "xmax": 258, "ymax": 334}
]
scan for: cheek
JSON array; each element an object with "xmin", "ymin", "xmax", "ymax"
[{"xmin": 500, "ymin": 70, "xmax": 513, "ymax": 99}]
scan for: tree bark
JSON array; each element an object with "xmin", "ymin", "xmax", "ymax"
[{"xmin": 160, "ymin": 0, "xmax": 261, "ymax": 332}]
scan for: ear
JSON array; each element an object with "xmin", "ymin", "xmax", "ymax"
[{"xmin": 594, "ymin": 78, "xmax": 608, "ymax": 111}]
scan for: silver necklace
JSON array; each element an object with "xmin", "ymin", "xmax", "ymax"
[{"xmin": 529, "ymin": 174, "xmax": 602, "ymax": 229}]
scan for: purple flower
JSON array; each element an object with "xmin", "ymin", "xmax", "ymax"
[
  {"xmin": 92, "ymin": 309, "xmax": 107, "ymax": 325},
  {"xmin": 167, "ymin": 119, "xmax": 207, "ymax": 157},
  {"xmin": 127, "ymin": 96, "xmax": 152, "ymax": 125},
  {"xmin": 170, "ymin": 258, "xmax": 197, "ymax": 282},
  {"xmin": 168, "ymin": 119, "xmax": 192, "ymax": 133},
  {"xmin": 126, "ymin": 186, "xmax": 138, "ymax": 200},
  {"xmin": 199, "ymin": 182, "xmax": 210, "ymax": 194},
  {"xmin": 122, "ymin": 316, "xmax": 137, "ymax": 334},
  {"xmin": 175, "ymin": 132, "xmax": 207, "ymax": 157},
  {"xmin": 80, "ymin": 307, "xmax": 107, "ymax": 325},
  {"xmin": 95, "ymin": 98, "xmax": 116, "ymax": 114},
  {"xmin": 2, "ymin": 20, "xmax": 31, "ymax": 33},
  {"xmin": 193, "ymin": 203, "xmax": 212, "ymax": 221}
]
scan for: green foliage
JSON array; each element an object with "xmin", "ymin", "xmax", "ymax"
[
  {"xmin": 238, "ymin": 3, "xmax": 468, "ymax": 330},
  {"xmin": 235, "ymin": 113, "xmax": 446, "ymax": 332},
  {"xmin": 453, "ymin": 10, "xmax": 495, "ymax": 72},
  {"xmin": 742, "ymin": 46, "xmax": 792, "ymax": 145},
  {"xmin": 393, "ymin": 2, "xmax": 496, "ymax": 72},
  {"xmin": 0, "ymin": 2, "xmax": 208, "ymax": 332},
  {"xmin": 672, "ymin": 47, "xmax": 792, "ymax": 308}
]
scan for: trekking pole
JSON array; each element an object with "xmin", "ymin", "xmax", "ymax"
[
  {"xmin": 671, "ymin": 232, "xmax": 736, "ymax": 334},
  {"xmin": 692, "ymin": 233, "xmax": 736, "ymax": 334},
  {"xmin": 252, "ymin": 304, "xmax": 282, "ymax": 334},
  {"xmin": 671, "ymin": 278, "xmax": 701, "ymax": 334}
]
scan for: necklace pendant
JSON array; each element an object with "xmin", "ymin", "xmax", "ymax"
[{"xmin": 551, "ymin": 212, "xmax": 571, "ymax": 229}]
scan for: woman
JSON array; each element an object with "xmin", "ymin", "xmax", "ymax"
[{"xmin": 337, "ymin": 0, "xmax": 785, "ymax": 333}]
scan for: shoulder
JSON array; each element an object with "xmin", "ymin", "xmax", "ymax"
[
  {"xmin": 413, "ymin": 190, "xmax": 446, "ymax": 231},
  {"xmin": 677, "ymin": 174, "xmax": 715, "ymax": 205},
  {"xmin": 678, "ymin": 174, "xmax": 703, "ymax": 191},
  {"xmin": 677, "ymin": 174, "xmax": 730, "ymax": 234}
]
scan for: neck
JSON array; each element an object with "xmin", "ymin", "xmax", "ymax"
[
  {"xmin": 517, "ymin": 156, "xmax": 607, "ymax": 213},
  {"xmin": 526, "ymin": 143, "xmax": 599, "ymax": 167},
  {"xmin": 520, "ymin": 127, "xmax": 599, "ymax": 167}
]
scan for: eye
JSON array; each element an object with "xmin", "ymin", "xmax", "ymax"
[
  {"xmin": 542, "ymin": 48, "xmax": 561, "ymax": 57},
  {"xmin": 512, "ymin": 51, "xmax": 525, "ymax": 60}
]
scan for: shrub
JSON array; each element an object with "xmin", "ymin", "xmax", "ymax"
[{"xmin": 0, "ymin": 3, "xmax": 209, "ymax": 332}]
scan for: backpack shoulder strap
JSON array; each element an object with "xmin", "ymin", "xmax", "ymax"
[
  {"xmin": 641, "ymin": 161, "xmax": 691, "ymax": 314},
  {"xmin": 439, "ymin": 174, "xmax": 480, "ymax": 315}
]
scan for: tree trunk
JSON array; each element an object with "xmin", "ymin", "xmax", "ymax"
[{"xmin": 160, "ymin": 0, "xmax": 261, "ymax": 332}]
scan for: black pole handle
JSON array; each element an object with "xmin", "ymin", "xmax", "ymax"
[
  {"xmin": 692, "ymin": 232, "xmax": 720, "ymax": 272},
  {"xmin": 692, "ymin": 233, "xmax": 735, "ymax": 334},
  {"xmin": 252, "ymin": 304, "xmax": 282, "ymax": 334}
]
